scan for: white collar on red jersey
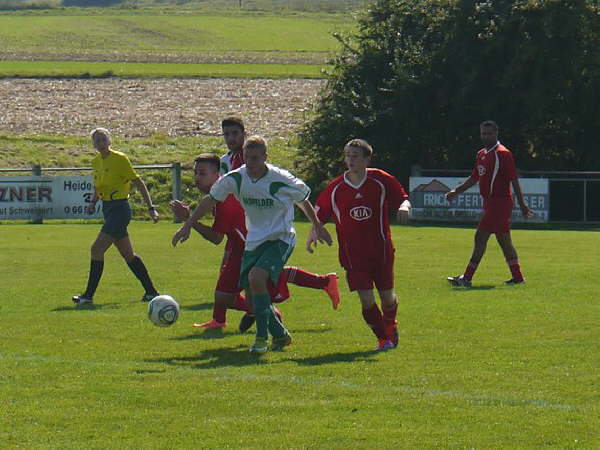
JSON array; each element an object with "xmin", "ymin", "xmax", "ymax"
[
  {"xmin": 484, "ymin": 141, "xmax": 500, "ymax": 154},
  {"xmin": 343, "ymin": 171, "xmax": 367, "ymax": 189}
]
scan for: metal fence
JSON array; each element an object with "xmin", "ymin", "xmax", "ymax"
[
  {"xmin": 0, "ymin": 163, "xmax": 183, "ymax": 223},
  {"xmin": 413, "ymin": 166, "xmax": 600, "ymax": 223}
]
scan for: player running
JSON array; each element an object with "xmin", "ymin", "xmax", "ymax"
[
  {"xmin": 170, "ymin": 153, "xmax": 340, "ymax": 331},
  {"xmin": 446, "ymin": 120, "xmax": 533, "ymax": 287},
  {"xmin": 172, "ymin": 137, "xmax": 332, "ymax": 353},
  {"xmin": 307, "ymin": 139, "xmax": 411, "ymax": 352},
  {"xmin": 72, "ymin": 127, "xmax": 160, "ymax": 305}
]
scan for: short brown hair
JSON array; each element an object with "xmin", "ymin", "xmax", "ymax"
[
  {"xmin": 194, "ymin": 152, "xmax": 220, "ymax": 172},
  {"xmin": 480, "ymin": 120, "xmax": 499, "ymax": 131},
  {"xmin": 221, "ymin": 115, "xmax": 245, "ymax": 132},
  {"xmin": 344, "ymin": 138, "xmax": 373, "ymax": 157},
  {"xmin": 243, "ymin": 135, "xmax": 268, "ymax": 153}
]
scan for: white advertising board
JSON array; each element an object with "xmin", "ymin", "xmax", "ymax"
[
  {"xmin": 0, "ymin": 175, "xmax": 101, "ymax": 220},
  {"xmin": 409, "ymin": 177, "xmax": 549, "ymax": 223}
]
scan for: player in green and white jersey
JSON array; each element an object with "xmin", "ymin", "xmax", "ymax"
[{"xmin": 172, "ymin": 135, "xmax": 332, "ymax": 353}]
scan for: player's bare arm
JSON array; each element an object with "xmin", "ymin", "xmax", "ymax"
[
  {"xmin": 511, "ymin": 179, "xmax": 534, "ymax": 218},
  {"xmin": 397, "ymin": 200, "xmax": 411, "ymax": 225},
  {"xmin": 169, "ymin": 200, "xmax": 224, "ymax": 244},
  {"xmin": 296, "ymin": 199, "xmax": 332, "ymax": 253},
  {"xmin": 172, "ymin": 196, "xmax": 217, "ymax": 247},
  {"xmin": 132, "ymin": 177, "xmax": 159, "ymax": 222},
  {"xmin": 446, "ymin": 175, "xmax": 478, "ymax": 201}
]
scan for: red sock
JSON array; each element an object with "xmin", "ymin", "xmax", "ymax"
[
  {"xmin": 232, "ymin": 293, "xmax": 250, "ymax": 312},
  {"xmin": 361, "ymin": 304, "xmax": 388, "ymax": 340},
  {"xmin": 463, "ymin": 260, "xmax": 479, "ymax": 281},
  {"xmin": 382, "ymin": 301, "xmax": 398, "ymax": 327},
  {"xmin": 507, "ymin": 259, "xmax": 524, "ymax": 282},
  {"xmin": 284, "ymin": 266, "xmax": 328, "ymax": 289},
  {"xmin": 213, "ymin": 306, "xmax": 226, "ymax": 323}
]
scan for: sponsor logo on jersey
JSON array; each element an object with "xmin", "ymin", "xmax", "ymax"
[
  {"xmin": 478, "ymin": 165, "xmax": 486, "ymax": 176},
  {"xmin": 243, "ymin": 197, "xmax": 274, "ymax": 207},
  {"xmin": 355, "ymin": 193, "xmax": 363, "ymax": 199},
  {"xmin": 350, "ymin": 205, "xmax": 372, "ymax": 221}
]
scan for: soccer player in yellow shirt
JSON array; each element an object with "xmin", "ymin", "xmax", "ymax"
[{"xmin": 72, "ymin": 128, "xmax": 160, "ymax": 305}]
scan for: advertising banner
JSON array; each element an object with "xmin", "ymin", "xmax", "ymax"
[
  {"xmin": 409, "ymin": 177, "xmax": 549, "ymax": 223},
  {"xmin": 0, "ymin": 175, "xmax": 101, "ymax": 220}
]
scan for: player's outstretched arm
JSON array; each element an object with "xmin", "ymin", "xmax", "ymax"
[
  {"xmin": 446, "ymin": 175, "xmax": 478, "ymax": 201},
  {"xmin": 297, "ymin": 199, "xmax": 332, "ymax": 252},
  {"xmin": 172, "ymin": 196, "xmax": 217, "ymax": 247},
  {"xmin": 511, "ymin": 179, "xmax": 534, "ymax": 219},
  {"xmin": 169, "ymin": 200, "xmax": 224, "ymax": 244}
]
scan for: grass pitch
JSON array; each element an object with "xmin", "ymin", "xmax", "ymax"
[
  {"xmin": 0, "ymin": 60, "xmax": 328, "ymax": 79},
  {"xmin": 0, "ymin": 222, "xmax": 598, "ymax": 447}
]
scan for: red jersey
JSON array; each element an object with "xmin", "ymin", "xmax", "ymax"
[
  {"xmin": 315, "ymin": 168, "xmax": 408, "ymax": 271},
  {"xmin": 212, "ymin": 194, "xmax": 246, "ymax": 253},
  {"xmin": 472, "ymin": 142, "xmax": 517, "ymax": 198}
]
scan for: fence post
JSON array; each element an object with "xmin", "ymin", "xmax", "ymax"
[
  {"xmin": 31, "ymin": 164, "xmax": 43, "ymax": 224},
  {"xmin": 171, "ymin": 162, "xmax": 182, "ymax": 223}
]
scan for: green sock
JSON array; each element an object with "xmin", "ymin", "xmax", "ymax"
[
  {"xmin": 267, "ymin": 305, "xmax": 287, "ymax": 338},
  {"xmin": 253, "ymin": 293, "xmax": 271, "ymax": 340}
]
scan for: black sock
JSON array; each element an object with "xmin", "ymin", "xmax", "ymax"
[
  {"xmin": 127, "ymin": 255, "xmax": 157, "ymax": 295},
  {"xmin": 84, "ymin": 259, "xmax": 104, "ymax": 298}
]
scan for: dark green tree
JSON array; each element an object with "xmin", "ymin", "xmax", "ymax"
[{"xmin": 298, "ymin": 0, "xmax": 600, "ymax": 188}]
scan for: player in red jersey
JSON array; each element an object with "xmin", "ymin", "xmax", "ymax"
[
  {"xmin": 219, "ymin": 115, "xmax": 245, "ymax": 175},
  {"xmin": 171, "ymin": 153, "xmax": 340, "ymax": 332},
  {"xmin": 446, "ymin": 120, "xmax": 533, "ymax": 287},
  {"xmin": 307, "ymin": 139, "xmax": 411, "ymax": 352}
]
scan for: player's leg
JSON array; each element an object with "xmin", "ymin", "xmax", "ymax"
[
  {"xmin": 379, "ymin": 289, "xmax": 399, "ymax": 347},
  {"xmin": 495, "ymin": 232, "xmax": 525, "ymax": 284},
  {"xmin": 114, "ymin": 236, "xmax": 159, "ymax": 302},
  {"xmin": 73, "ymin": 231, "xmax": 113, "ymax": 304},
  {"xmin": 284, "ymin": 266, "xmax": 340, "ymax": 309},
  {"xmin": 448, "ymin": 229, "xmax": 491, "ymax": 286},
  {"xmin": 192, "ymin": 291, "xmax": 242, "ymax": 329},
  {"xmin": 247, "ymin": 267, "xmax": 273, "ymax": 351},
  {"xmin": 198, "ymin": 250, "xmax": 247, "ymax": 328},
  {"xmin": 356, "ymin": 288, "xmax": 392, "ymax": 351},
  {"xmin": 241, "ymin": 241, "xmax": 291, "ymax": 351}
]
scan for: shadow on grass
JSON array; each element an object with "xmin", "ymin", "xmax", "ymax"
[
  {"xmin": 180, "ymin": 302, "xmax": 213, "ymax": 311},
  {"xmin": 171, "ymin": 328, "xmax": 228, "ymax": 341},
  {"xmin": 51, "ymin": 303, "xmax": 121, "ymax": 311},
  {"xmin": 291, "ymin": 350, "xmax": 378, "ymax": 365},
  {"xmin": 289, "ymin": 327, "xmax": 334, "ymax": 334},
  {"xmin": 450, "ymin": 285, "xmax": 496, "ymax": 291},
  {"xmin": 146, "ymin": 345, "xmax": 268, "ymax": 369}
]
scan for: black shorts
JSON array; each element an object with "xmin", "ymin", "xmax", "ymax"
[{"xmin": 101, "ymin": 199, "xmax": 131, "ymax": 240}]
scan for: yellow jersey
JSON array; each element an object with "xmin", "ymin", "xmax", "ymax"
[{"xmin": 92, "ymin": 150, "xmax": 139, "ymax": 201}]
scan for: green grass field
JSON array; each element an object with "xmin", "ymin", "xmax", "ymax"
[
  {"xmin": 0, "ymin": 12, "xmax": 352, "ymax": 65},
  {"xmin": 0, "ymin": 222, "xmax": 598, "ymax": 447},
  {"xmin": 0, "ymin": 60, "xmax": 327, "ymax": 78}
]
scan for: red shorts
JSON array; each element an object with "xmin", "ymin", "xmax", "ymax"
[
  {"xmin": 345, "ymin": 253, "xmax": 394, "ymax": 292},
  {"xmin": 478, "ymin": 197, "xmax": 513, "ymax": 234},
  {"xmin": 215, "ymin": 249, "xmax": 243, "ymax": 294},
  {"xmin": 267, "ymin": 272, "xmax": 290, "ymax": 303}
]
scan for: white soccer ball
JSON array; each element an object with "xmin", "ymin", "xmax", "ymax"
[{"xmin": 147, "ymin": 295, "xmax": 179, "ymax": 327}]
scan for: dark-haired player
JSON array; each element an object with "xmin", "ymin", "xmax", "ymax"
[{"xmin": 446, "ymin": 120, "xmax": 533, "ymax": 287}]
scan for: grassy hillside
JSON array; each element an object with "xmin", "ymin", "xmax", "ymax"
[
  {"xmin": 0, "ymin": 11, "xmax": 353, "ymax": 64},
  {"xmin": 0, "ymin": 133, "xmax": 302, "ymax": 218},
  {"xmin": 1, "ymin": 0, "xmax": 365, "ymax": 13}
]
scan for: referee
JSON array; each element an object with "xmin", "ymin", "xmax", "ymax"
[{"xmin": 73, "ymin": 128, "xmax": 160, "ymax": 305}]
